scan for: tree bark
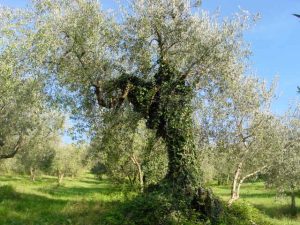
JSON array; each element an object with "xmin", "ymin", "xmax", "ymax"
[{"xmin": 30, "ymin": 167, "xmax": 36, "ymax": 182}]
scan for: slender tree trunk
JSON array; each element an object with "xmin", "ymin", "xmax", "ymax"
[
  {"xmin": 229, "ymin": 162, "xmax": 242, "ymax": 205},
  {"xmin": 130, "ymin": 155, "xmax": 144, "ymax": 193},
  {"xmin": 290, "ymin": 188, "xmax": 297, "ymax": 217},
  {"xmin": 138, "ymin": 168, "xmax": 144, "ymax": 193},
  {"xmin": 128, "ymin": 175, "xmax": 133, "ymax": 186},
  {"xmin": 30, "ymin": 167, "xmax": 36, "ymax": 182},
  {"xmin": 226, "ymin": 174, "xmax": 230, "ymax": 185},
  {"xmin": 229, "ymin": 165, "xmax": 267, "ymax": 206},
  {"xmin": 57, "ymin": 170, "xmax": 64, "ymax": 185}
]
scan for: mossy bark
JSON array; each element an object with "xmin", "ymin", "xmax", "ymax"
[{"xmin": 95, "ymin": 62, "xmax": 223, "ymax": 223}]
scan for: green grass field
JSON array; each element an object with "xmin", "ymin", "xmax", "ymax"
[
  {"xmin": 0, "ymin": 174, "xmax": 299, "ymax": 225},
  {"xmin": 0, "ymin": 174, "xmax": 134, "ymax": 225},
  {"xmin": 212, "ymin": 183, "xmax": 300, "ymax": 225}
]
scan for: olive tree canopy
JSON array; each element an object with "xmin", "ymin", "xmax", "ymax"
[
  {"xmin": 13, "ymin": 0, "xmax": 253, "ymax": 189},
  {"xmin": 0, "ymin": 0, "xmax": 259, "ymax": 220}
]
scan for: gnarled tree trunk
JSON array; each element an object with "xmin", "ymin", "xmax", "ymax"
[
  {"xmin": 95, "ymin": 64, "xmax": 198, "ymax": 192},
  {"xmin": 94, "ymin": 62, "xmax": 222, "ymax": 222}
]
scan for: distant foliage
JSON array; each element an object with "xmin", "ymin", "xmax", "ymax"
[
  {"xmin": 89, "ymin": 107, "xmax": 168, "ymax": 188},
  {"xmin": 52, "ymin": 144, "xmax": 87, "ymax": 178}
]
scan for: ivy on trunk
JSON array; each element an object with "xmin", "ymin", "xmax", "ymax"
[{"xmin": 94, "ymin": 61, "xmax": 198, "ymax": 192}]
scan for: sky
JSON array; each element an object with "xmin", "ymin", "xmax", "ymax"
[
  {"xmin": 200, "ymin": 0, "xmax": 300, "ymax": 115},
  {"xmin": 1, "ymin": 0, "xmax": 299, "ymax": 122}
]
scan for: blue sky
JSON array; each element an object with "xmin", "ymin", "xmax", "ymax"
[
  {"xmin": 201, "ymin": 0, "xmax": 300, "ymax": 115},
  {"xmin": 1, "ymin": 0, "xmax": 299, "ymax": 115}
]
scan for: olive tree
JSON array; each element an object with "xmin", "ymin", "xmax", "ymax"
[
  {"xmin": 2, "ymin": 0, "xmax": 258, "ymax": 219},
  {"xmin": 34, "ymin": 0, "xmax": 249, "ymax": 183},
  {"xmin": 224, "ymin": 79, "xmax": 279, "ymax": 205},
  {"xmin": 52, "ymin": 144, "xmax": 87, "ymax": 185},
  {"xmin": 18, "ymin": 111, "xmax": 64, "ymax": 181},
  {"xmin": 266, "ymin": 108, "xmax": 300, "ymax": 217},
  {"xmin": 195, "ymin": 75, "xmax": 280, "ymax": 205},
  {"xmin": 0, "ymin": 6, "xmax": 49, "ymax": 161}
]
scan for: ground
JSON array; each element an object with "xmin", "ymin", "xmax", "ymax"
[
  {"xmin": 212, "ymin": 182, "xmax": 300, "ymax": 225},
  {"xmin": 0, "ymin": 174, "xmax": 299, "ymax": 225},
  {"xmin": 0, "ymin": 173, "xmax": 134, "ymax": 225}
]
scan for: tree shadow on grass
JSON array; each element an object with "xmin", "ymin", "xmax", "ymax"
[
  {"xmin": 0, "ymin": 175, "xmax": 60, "ymax": 184},
  {"xmin": 240, "ymin": 192, "xmax": 276, "ymax": 199},
  {"xmin": 0, "ymin": 184, "xmax": 124, "ymax": 225},
  {"xmin": 0, "ymin": 175, "xmax": 24, "ymax": 182},
  {"xmin": 37, "ymin": 184, "xmax": 125, "ymax": 200},
  {"xmin": 78, "ymin": 179, "xmax": 103, "ymax": 185},
  {"xmin": 241, "ymin": 192, "xmax": 300, "ymax": 220},
  {"xmin": 253, "ymin": 203, "xmax": 300, "ymax": 220}
]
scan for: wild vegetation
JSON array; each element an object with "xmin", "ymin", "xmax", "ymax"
[{"xmin": 0, "ymin": 0, "xmax": 299, "ymax": 224}]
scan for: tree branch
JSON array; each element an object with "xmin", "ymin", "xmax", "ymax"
[
  {"xmin": 239, "ymin": 165, "xmax": 267, "ymax": 185},
  {"xmin": 92, "ymin": 74, "xmax": 153, "ymax": 111},
  {"xmin": 0, "ymin": 135, "xmax": 23, "ymax": 159},
  {"xmin": 92, "ymin": 84, "xmax": 108, "ymax": 108}
]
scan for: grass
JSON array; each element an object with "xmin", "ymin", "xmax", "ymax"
[
  {"xmin": 212, "ymin": 182, "xmax": 300, "ymax": 225},
  {"xmin": 0, "ymin": 173, "xmax": 133, "ymax": 225},
  {"xmin": 0, "ymin": 174, "xmax": 299, "ymax": 225}
]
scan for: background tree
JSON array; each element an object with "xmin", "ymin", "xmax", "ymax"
[
  {"xmin": 89, "ymin": 106, "xmax": 167, "ymax": 192},
  {"xmin": 0, "ymin": 47, "xmax": 44, "ymax": 159},
  {"xmin": 18, "ymin": 111, "xmax": 64, "ymax": 181},
  {"xmin": 52, "ymin": 143, "xmax": 87, "ymax": 185},
  {"xmin": 195, "ymin": 75, "xmax": 281, "ymax": 204},
  {"xmin": 266, "ymin": 108, "xmax": 300, "ymax": 217},
  {"xmin": 0, "ymin": 5, "xmax": 50, "ymax": 160}
]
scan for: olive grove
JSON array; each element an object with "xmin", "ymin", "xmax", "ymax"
[{"xmin": 1, "ymin": 0, "xmax": 298, "ymax": 224}]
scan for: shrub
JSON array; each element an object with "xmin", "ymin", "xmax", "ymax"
[
  {"xmin": 102, "ymin": 191, "xmax": 207, "ymax": 225},
  {"xmin": 220, "ymin": 201, "xmax": 274, "ymax": 225},
  {"xmin": 102, "ymin": 195, "xmax": 276, "ymax": 225}
]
